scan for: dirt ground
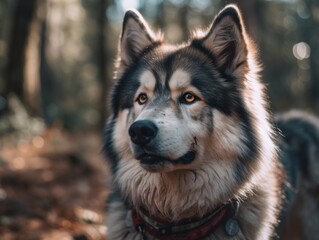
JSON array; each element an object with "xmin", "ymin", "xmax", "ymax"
[{"xmin": 0, "ymin": 128, "xmax": 110, "ymax": 240}]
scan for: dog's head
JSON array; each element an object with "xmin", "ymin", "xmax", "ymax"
[{"xmin": 107, "ymin": 5, "xmax": 265, "ymax": 174}]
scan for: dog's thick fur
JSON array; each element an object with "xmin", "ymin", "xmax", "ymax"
[{"xmin": 104, "ymin": 5, "xmax": 319, "ymax": 240}]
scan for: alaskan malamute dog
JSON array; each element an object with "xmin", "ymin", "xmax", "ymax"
[{"xmin": 104, "ymin": 5, "xmax": 319, "ymax": 240}]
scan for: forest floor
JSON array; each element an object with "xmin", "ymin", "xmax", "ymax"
[{"xmin": 0, "ymin": 127, "xmax": 109, "ymax": 240}]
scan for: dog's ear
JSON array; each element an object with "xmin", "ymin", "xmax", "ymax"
[
  {"xmin": 119, "ymin": 10, "xmax": 160, "ymax": 67},
  {"xmin": 200, "ymin": 5, "xmax": 248, "ymax": 75}
]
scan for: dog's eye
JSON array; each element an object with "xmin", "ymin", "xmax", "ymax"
[
  {"xmin": 137, "ymin": 93, "xmax": 148, "ymax": 105},
  {"xmin": 182, "ymin": 92, "xmax": 198, "ymax": 104}
]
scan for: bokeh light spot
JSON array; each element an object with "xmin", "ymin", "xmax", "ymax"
[
  {"xmin": 292, "ymin": 42, "xmax": 311, "ymax": 60},
  {"xmin": 32, "ymin": 136, "xmax": 45, "ymax": 149},
  {"xmin": 121, "ymin": 0, "xmax": 139, "ymax": 10}
]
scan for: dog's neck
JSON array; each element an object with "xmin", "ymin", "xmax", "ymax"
[
  {"xmin": 116, "ymin": 159, "xmax": 247, "ymax": 221},
  {"xmin": 132, "ymin": 199, "xmax": 240, "ymax": 240}
]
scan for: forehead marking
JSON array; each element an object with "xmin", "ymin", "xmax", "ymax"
[
  {"xmin": 169, "ymin": 69, "xmax": 191, "ymax": 91},
  {"xmin": 139, "ymin": 70, "xmax": 156, "ymax": 92}
]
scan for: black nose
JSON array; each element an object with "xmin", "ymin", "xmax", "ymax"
[{"xmin": 129, "ymin": 120, "xmax": 158, "ymax": 145}]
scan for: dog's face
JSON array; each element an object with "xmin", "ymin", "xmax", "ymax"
[{"xmin": 109, "ymin": 6, "xmax": 259, "ymax": 174}]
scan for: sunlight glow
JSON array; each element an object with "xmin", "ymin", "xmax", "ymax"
[{"xmin": 121, "ymin": 0, "xmax": 139, "ymax": 10}]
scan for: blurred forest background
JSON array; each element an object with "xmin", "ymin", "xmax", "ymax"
[{"xmin": 0, "ymin": 0, "xmax": 318, "ymax": 239}]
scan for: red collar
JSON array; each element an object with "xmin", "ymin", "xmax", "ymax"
[{"xmin": 132, "ymin": 201, "xmax": 238, "ymax": 240}]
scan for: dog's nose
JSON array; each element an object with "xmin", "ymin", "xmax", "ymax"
[{"xmin": 129, "ymin": 120, "xmax": 158, "ymax": 145}]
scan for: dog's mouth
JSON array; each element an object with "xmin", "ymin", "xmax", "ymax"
[{"xmin": 136, "ymin": 151, "xmax": 196, "ymax": 172}]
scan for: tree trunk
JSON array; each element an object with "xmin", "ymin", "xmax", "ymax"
[
  {"xmin": 24, "ymin": 0, "xmax": 46, "ymax": 115},
  {"xmin": 5, "ymin": 0, "xmax": 37, "ymax": 100},
  {"xmin": 98, "ymin": 0, "xmax": 108, "ymax": 123}
]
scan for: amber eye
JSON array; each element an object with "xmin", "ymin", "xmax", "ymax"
[
  {"xmin": 137, "ymin": 93, "xmax": 148, "ymax": 105},
  {"xmin": 182, "ymin": 92, "xmax": 197, "ymax": 104}
]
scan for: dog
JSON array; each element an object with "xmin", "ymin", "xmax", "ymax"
[
  {"xmin": 103, "ymin": 5, "xmax": 319, "ymax": 240},
  {"xmin": 274, "ymin": 111, "xmax": 319, "ymax": 240}
]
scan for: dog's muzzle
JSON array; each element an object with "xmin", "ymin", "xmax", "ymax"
[
  {"xmin": 129, "ymin": 120, "xmax": 196, "ymax": 171},
  {"xmin": 129, "ymin": 120, "xmax": 158, "ymax": 146}
]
